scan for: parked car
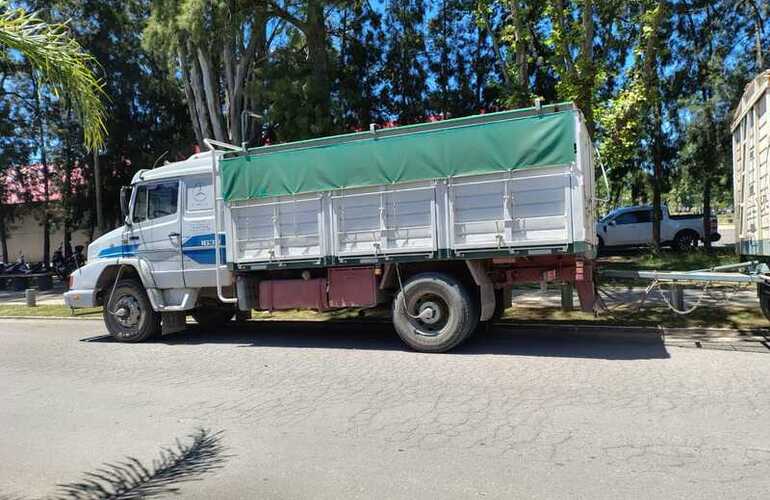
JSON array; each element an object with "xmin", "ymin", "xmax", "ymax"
[{"xmin": 597, "ymin": 205, "xmax": 720, "ymax": 251}]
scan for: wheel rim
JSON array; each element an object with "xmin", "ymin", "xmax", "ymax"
[
  {"xmin": 679, "ymin": 234, "xmax": 695, "ymax": 249},
  {"xmin": 405, "ymin": 292, "xmax": 449, "ymax": 336},
  {"xmin": 111, "ymin": 293, "xmax": 144, "ymax": 333}
]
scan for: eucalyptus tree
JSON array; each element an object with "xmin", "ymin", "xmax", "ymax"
[{"xmin": 145, "ymin": 0, "xmax": 275, "ymax": 146}]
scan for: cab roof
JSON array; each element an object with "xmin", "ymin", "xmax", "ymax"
[{"xmin": 130, "ymin": 151, "xmax": 220, "ymax": 184}]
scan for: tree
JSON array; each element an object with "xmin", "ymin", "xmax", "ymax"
[
  {"xmin": 381, "ymin": 0, "xmax": 429, "ymax": 123},
  {"xmin": 145, "ymin": 0, "xmax": 276, "ymax": 146},
  {"xmin": 267, "ymin": 0, "xmax": 336, "ymax": 136},
  {"xmin": 337, "ymin": 1, "xmax": 385, "ymax": 129},
  {"xmin": 426, "ymin": 0, "xmax": 495, "ymax": 117},
  {"xmin": 632, "ymin": 0, "xmax": 670, "ymax": 247}
]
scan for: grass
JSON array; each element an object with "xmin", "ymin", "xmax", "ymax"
[
  {"xmin": 600, "ymin": 247, "xmax": 740, "ymax": 272},
  {"xmin": 0, "ymin": 304, "xmax": 102, "ymax": 318},
  {"xmin": 501, "ymin": 304, "xmax": 768, "ymax": 330}
]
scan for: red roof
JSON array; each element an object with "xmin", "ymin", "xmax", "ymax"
[{"xmin": 2, "ymin": 163, "xmax": 87, "ymax": 205}]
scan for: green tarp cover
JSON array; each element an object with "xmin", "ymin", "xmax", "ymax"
[{"xmin": 221, "ymin": 106, "xmax": 577, "ymax": 202}]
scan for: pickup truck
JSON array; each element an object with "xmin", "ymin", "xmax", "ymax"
[{"xmin": 597, "ymin": 205, "xmax": 720, "ymax": 251}]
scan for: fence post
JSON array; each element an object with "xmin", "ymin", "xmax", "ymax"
[
  {"xmin": 560, "ymin": 283, "xmax": 574, "ymax": 311},
  {"xmin": 25, "ymin": 288, "xmax": 37, "ymax": 307},
  {"xmin": 671, "ymin": 284, "xmax": 685, "ymax": 311}
]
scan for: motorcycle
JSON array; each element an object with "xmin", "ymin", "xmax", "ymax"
[{"xmin": 52, "ymin": 242, "xmax": 85, "ymax": 281}]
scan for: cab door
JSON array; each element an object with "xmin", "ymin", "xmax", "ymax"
[
  {"xmin": 129, "ymin": 180, "xmax": 184, "ymax": 288},
  {"xmin": 610, "ymin": 209, "xmax": 653, "ymax": 245},
  {"xmin": 180, "ymin": 174, "xmax": 220, "ymax": 287}
]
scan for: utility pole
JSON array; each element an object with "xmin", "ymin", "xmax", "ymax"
[{"xmin": 93, "ymin": 148, "xmax": 104, "ymax": 235}]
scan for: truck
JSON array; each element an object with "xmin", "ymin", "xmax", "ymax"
[
  {"xmin": 597, "ymin": 205, "xmax": 720, "ymax": 251},
  {"xmin": 732, "ymin": 70, "xmax": 770, "ymax": 316},
  {"xmin": 64, "ymin": 102, "xmax": 598, "ymax": 352}
]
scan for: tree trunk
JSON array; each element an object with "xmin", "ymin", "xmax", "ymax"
[
  {"xmin": 33, "ymin": 76, "xmax": 51, "ymax": 268},
  {"xmin": 185, "ymin": 41, "xmax": 215, "ymax": 141},
  {"xmin": 94, "ymin": 149, "xmax": 104, "ymax": 235},
  {"xmin": 703, "ymin": 175, "xmax": 712, "ymax": 251},
  {"xmin": 306, "ymin": 0, "xmax": 332, "ymax": 135},
  {"xmin": 0, "ymin": 208, "xmax": 8, "ymax": 263},
  {"xmin": 510, "ymin": 0, "xmax": 529, "ymax": 107},
  {"xmin": 475, "ymin": 25, "xmax": 484, "ymax": 110},
  {"xmin": 196, "ymin": 46, "xmax": 227, "ymax": 142},
  {"xmin": 178, "ymin": 47, "xmax": 204, "ymax": 146},
  {"xmin": 651, "ymin": 100, "xmax": 664, "ymax": 248},
  {"xmin": 580, "ymin": 0, "xmax": 595, "ymax": 135},
  {"xmin": 642, "ymin": 1, "xmax": 666, "ymax": 248}
]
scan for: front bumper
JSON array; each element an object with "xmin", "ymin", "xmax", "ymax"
[{"xmin": 63, "ymin": 289, "xmax": 98, "ymax": 308}]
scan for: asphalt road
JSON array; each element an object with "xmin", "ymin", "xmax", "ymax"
[{"xmin": 2, "ymin": 319, "xmax": 770, "ymax": 499}]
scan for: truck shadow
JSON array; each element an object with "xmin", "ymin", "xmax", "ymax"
[{"xmin": 133, "ymin": 321, "xmax": 670, "ymax": 360}]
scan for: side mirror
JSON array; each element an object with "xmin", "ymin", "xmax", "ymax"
[
  {"xmin": 609, "ymin": 220, "xmax": 617, "ymax": 226},
  {"xmin": 120, "ymin": 186, "xmax": 131, "ymax": 225}
]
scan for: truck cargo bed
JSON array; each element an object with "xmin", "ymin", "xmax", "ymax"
[{"xmin": 220, "ymin": 103, "xmax": 596, "ymax": 269}]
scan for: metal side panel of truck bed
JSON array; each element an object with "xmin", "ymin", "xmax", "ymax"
[
  {"xmin": 733, "ymin": 70, "xmax": 770, "ymax": 257},
  {"xmin": 220, "ymin": 103, "xmax": 596, "ymax": 269}
]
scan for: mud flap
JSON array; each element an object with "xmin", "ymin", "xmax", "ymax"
[{"xmin": 161, "ymin": 311, "xmax": 187, "ymax": 335}]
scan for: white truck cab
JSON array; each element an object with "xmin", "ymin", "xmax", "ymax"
[{"xmin": 64, "ymin": 151, "xmax": 233, "ymax": 340}]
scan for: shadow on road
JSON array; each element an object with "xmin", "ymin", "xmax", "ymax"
[
  {"xmin": 0, "ymin": 428, "xmax": 227, "ymax": 500},
  {"xmin": 82, "ymin": 321, "xmax": 670, "ymax": 360}
]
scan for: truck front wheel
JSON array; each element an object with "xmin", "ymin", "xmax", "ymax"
[
  {"xmin": 103, "ymin": 279, "xmax": 161, "ymax": 342},
  {"xmin": 392, "ymin": 273, "xmax": 478, "ymax": 353}
]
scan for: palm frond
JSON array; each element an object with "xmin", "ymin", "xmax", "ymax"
[{"xmin": 0, "ymin": 4, "xmax": 107, "ymax": 150}]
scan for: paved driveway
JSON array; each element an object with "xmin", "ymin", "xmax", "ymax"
[{"xmin": 2, "ymin": 319, "xmax": 770, "ymax": 499}]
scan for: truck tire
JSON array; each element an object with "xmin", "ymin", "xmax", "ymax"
[
  {"xmin": 103, "ymin": 279, "xmax": 161, "ymax": 343},
  {"xmin": 392, "ymin": 273, "xmax": 478, "ymax": 353},
  {"xmin": 192, "ymin": 299, "xmax": 236, "ymax": 329},
  {"xmin": 673, "ymin": 230, "xmax": 699, "ymax": 251}
]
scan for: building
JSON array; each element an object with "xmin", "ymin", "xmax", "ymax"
[{"xmin": 1, "ymin": 164, "xmax": 92, "ymax": 263}]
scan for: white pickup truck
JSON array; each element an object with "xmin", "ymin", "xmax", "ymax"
[{"xmin": 597, "ymin": 205, "xmax": 720, "ymax": 251}]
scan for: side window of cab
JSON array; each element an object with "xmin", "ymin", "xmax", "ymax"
[{"xmin": 132, "ymin": 182, "xmax": 179, "ymax": 222}]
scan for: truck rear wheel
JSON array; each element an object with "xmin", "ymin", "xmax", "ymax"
[
  {"xmin": 192, "ymin": 299, "xmax": 236, "ymax": 329},
  {"xmin": 103, "ymin": 279, "xmax": 160, "ymax": 343},
  {"xmin": 392, "ymin": 273, "xmax": 478, "ymax": 353}
]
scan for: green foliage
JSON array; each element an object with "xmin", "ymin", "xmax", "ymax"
[
  {"xmin": 2, "ymin": 0, "xmax": 770, "ymax": 248},
  {"xmin": 0, "ymin": 2, "xmax": 106, "ymax": 150}
]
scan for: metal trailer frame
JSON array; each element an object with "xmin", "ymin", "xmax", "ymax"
[
  {"xmin": 599, "ymin": 262, "xmax": 770, "ymax": 316},
  {"xmin": 600, "ymin": 261, "xmax": 770, "ymax": 285}
]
